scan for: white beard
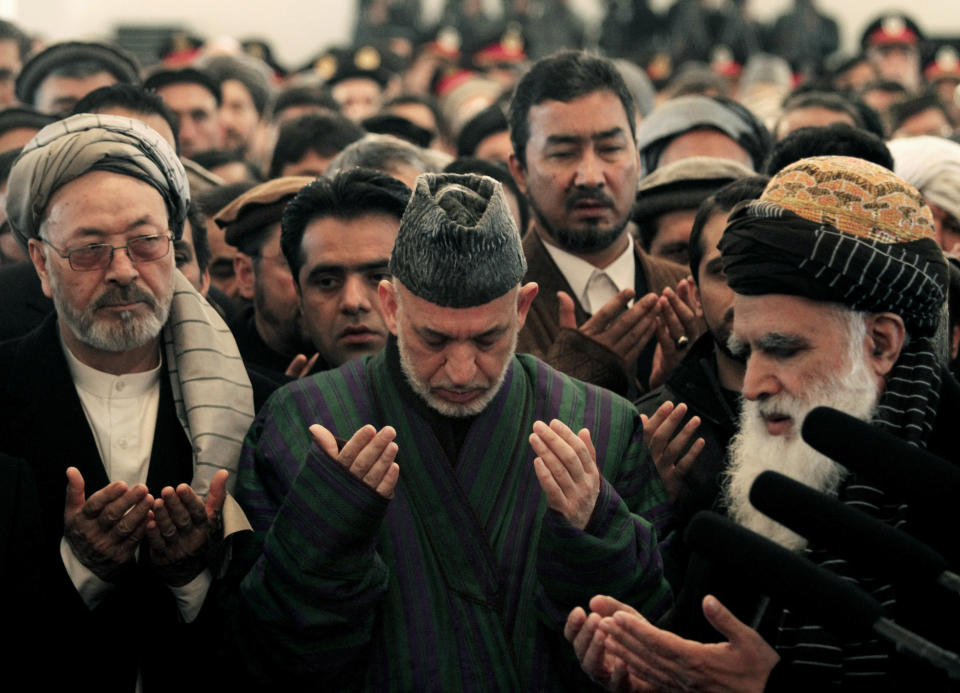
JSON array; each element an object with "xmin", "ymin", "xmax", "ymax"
[
  {"xmin": 723, "ymin": 343, "xmax": 880, "ymax": 551},
  {"xmin": 397, "ymin": 327, "xmax": 516, "ymax": 418}
]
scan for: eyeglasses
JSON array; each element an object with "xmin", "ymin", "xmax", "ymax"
[{"xmin": 42, "ymin": 234, "xmax": 173, "ymax": 271}]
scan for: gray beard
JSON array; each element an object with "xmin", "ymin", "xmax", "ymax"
[
  {"xmin": 722, "ymin": 345, "xmax": 880, "ymax": 551},
  {"xmin": 396, "ymin": 328, "xmax": 516, "ymax": 418},
  {"xmin": 48, "ymin": 268, "xmax": 171, "ymax": 353}
]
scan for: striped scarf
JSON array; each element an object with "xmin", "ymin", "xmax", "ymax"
[{"xmin": 162, "ymin": 270, "xmax": 254, "ymax": 536}]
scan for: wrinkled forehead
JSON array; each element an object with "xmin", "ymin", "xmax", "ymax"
[
  {"xmin": 731, "ymin": 292, "xmax": 848, "ymax": 341},
  {"xmin": 40, "ymin": 170, "xmax": 169, "ymax": 238},
  {"xmin": 397, "ymin": 280, "xmax": 520, "ymax": 333}
]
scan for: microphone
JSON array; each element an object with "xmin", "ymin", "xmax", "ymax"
[
  {"xmin": 748, "ymin": 471, "xmax": 960, "ymax": 597},
  {"xmin": 801, "ymin": 407, "xmax": 960, "ymax": 508},
  {"xmin": 685, "ymin": 511, "xmax": 960, "ymax": 678}
]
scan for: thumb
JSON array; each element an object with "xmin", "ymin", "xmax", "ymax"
[
  {"xmin": 702, "ymin": 594, "xmax": 754, "ymax": 644},
  {"xmin": 301, "ymin": 352, "xmax": 320, "ymax": 377},
  {"xmin": 309, "ymin": 423, "xmax": 340, "ymax": 459},
  {"xmin": 64, "ymin": 466, "xmax": 85, "ymax": 514},
  {"xmin": 557, "ymin": 291, "xmax": 577, "ymax": 330},
  {"xmin": 205, "ymin": 469, "xmax": 229, "ymax": 517},
  {"xmin": 285, "ymin": 353, "xmax": 308, "ymax": 378}
]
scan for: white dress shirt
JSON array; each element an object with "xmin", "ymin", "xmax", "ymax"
[{"xmin": 542, "ymin": 234, "xmax": 636, "ymax": 314}]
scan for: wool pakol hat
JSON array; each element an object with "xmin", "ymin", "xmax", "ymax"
[
  {"xmin": 634, "ymin": 156, "xmax": 754, "ymax": 221},
  {"xmin": 16, "ymin": 41, "xmax": 141, "ymax": 106},
  {"xmin": 216, "ymin": 176, "xmax": 315, "ymax": 247},
  {"xmin": 390, "ymin": 172, "xmax": 525, "ymax": 308}
]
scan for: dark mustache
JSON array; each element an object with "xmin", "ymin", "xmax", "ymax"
[
  {"xmin": 565, "ymin": 187, "xmax": 615, "ymax": 211},
  {"xmin": 92, "ymin": 284, "xmax": 156, "ymax": 310}
]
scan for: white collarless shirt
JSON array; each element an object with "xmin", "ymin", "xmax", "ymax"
[
  {"xmin": 542, "ymin": 233, "xmax": 636, "ymax": 315},
  {"xmin": 58, "ymin": 339, "xmax": 210, "ymax": 626}
]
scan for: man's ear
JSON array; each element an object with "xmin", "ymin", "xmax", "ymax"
[
  {"xmin": 234, "ymin": 253, "xmax": 255, "ymax": 301},
  {"xmin": 516, "ymin": 282, "xmax": 539, "ymax": 330},
  {"xmin": 27, "ymin": 238, "xmax": 53, "ymax": 298},
  {"xmin": 378, "ymin": 279, "xmax": 399, "ymax": 335},
  {"xmin": 507, "ymin": 152, "xmax": 527, "ymax": 195},
  {"xmin": 865, "ymin": 312, "xmax": 906, "ymax": 379}
]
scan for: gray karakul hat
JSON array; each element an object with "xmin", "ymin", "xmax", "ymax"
[{"xmin": 390, "ymin": 173, "xmax": 526, "ymax": 308}]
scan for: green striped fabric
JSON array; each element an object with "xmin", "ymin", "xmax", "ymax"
[{"xmin": 235, "ymin": 346, "xmax": 673, "ymax": 690}]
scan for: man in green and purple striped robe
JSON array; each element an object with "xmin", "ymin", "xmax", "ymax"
[{"xmin": 232, "ymin": 172, "xmax": 673, "ymax": 690}]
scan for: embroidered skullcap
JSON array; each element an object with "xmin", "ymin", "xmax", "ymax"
[
  {"xmin": 720, "ymin": 155, "xmax": 945, "ymax": 336},
  {"xmin": 6, "ymin": 114, "xmax": 189, "ymax": 249},
  {"xmin": 390, "ymin": 172, "xmax": 525, "ymax": 308},
  {"xmin": 721, "ymin": 155, "xmax": 949, "ymax": 447}
]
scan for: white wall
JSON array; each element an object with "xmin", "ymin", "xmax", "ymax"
[{"xmin": 8, "ymin": 0, "xmax": 960, "ymax": 70}]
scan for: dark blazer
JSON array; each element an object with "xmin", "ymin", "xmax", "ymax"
[
  {"xmin": 0, "ymin": 314, "xmax": 233, "ymax": 690},
  {"xmin": 519, "ymin": 231, "xmax": 688, "ymax": 396},
  {"xmin": 0, "ymin": 261, "xmax": 53, "ymax": 341}
]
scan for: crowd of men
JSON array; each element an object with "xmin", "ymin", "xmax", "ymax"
[{"xmin": 2, "ymin": 5, "xmax": 960, "ymax": 691}]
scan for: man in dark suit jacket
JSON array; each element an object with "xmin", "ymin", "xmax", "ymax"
[
  {"xmin": 0, "ymin": 113, "xmax": 256, "ymax": 689},
  {"xmin": 508, "ymin": 52, "xmax": 693, "ymax": 398}
]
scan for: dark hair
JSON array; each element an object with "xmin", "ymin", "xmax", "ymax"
[
  {"xmin": 268, "ymin": 112, "xmax": 365, "ymax": 178},
  {"xmin": 845, "ymin": 92, "xmax": 886, "ymax": 139},
  {"xmin": 888, "ymin": 93, "xmax": 955, "ymax": 133},
  {"xmin": 281, "ymin": 167, "xmax": 410, "ymax": 282},
  {"xmin": 777, "ymin": 90, "xmax": 864, "ymax": 135},
  {"xmin": 0, "ymin": 147, "xmax": 21, "ymax": 186},
  {"xmin": 201, "ymin": 55, "xmax": 271, "ymax": 115},
  {"xmin": 72, "ymin": 83, "xmax": 181, "ymax": 153},
  {"xmin": 362, "ymin": 113, "xmax": 433, "ymax": 148},
  {"xmin": 191, "ymin": 149, "xmax": 264, "ymax": 183},
  {"xmin": 456, "ymin": 103, "xmax": 508, "ymax": 158},
  {"xmin": 508, "ymin": 51, "xmax": 636, "ymax": 169},
  {"xmin": 144, "ymin": 68, "xmax": 222, "ymax": 105},
  {"xmin": 0, "ymin": 107, "xmax": 56, "ymax": 138},
  {"xmin": 710, "ymin": 96, "xmax": 771, "ymax": 171},
  {"xmin": 195, "ymin": 181, "xmax": 257, "ymax": 218},
  {"xmin": 688, "ymin": 175, "xmax": 769, "ymax": 282},
  {"xmin": 0, "ymin": 20, "xmax": 30, "ymax": 60},
  {"xmin": 860, "ymin": 79, "xmax": 909, "ymax": 97},
  {"xmin": 765, "ymin": 122, "xmax": 894, "ymax": 175},
  {"xmin": 444, "ymin": 156, "xmax": 530, "ymax": 234},
  {"xmin": 384, "ymin": 93, "xmax": 449, "ymax": 140},
  {"xmin": 270, "ymin": 85, "xmax": 340, "ymax": 120},
  {"xmin": 184, "ymin": 200, "xmax": 210, "ymax": 273}
]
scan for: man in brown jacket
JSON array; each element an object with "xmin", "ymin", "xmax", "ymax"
[{"xmin": 508, "ymin": 51, "xmax": 692, "ymax": 397}]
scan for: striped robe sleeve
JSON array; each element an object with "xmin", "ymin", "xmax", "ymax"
[
  {"xmin": 232, "ymin": 386, "xmax": 391, "ymax": 688},
  {"xmin": 535, "ymin": 391, "xmax": 674, "ymax": 631}
]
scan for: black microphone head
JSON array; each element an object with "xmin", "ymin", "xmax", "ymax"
[
  {"xmin": 749, "ymin": 470, "xmax": 947, "ymax": 585},
  {"xmin": 801, "ymin": 406, "xmax": 960, "ymax": 507},
  {"xmin": 685, "ymin": 511, "xmax": 883, "ymax": 637}
]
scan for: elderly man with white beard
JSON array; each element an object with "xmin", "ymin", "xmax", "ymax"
[{"xmin": 565, "ymin": 156, "xmax": 960, "ymax": 691}]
